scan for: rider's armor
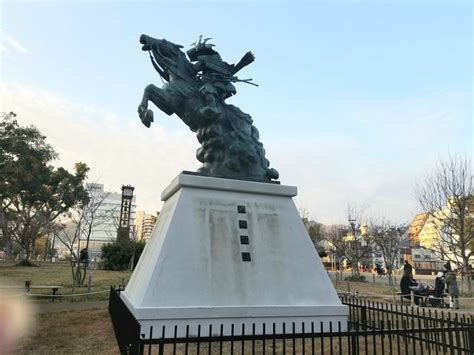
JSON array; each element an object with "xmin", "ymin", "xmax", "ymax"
[
  {"xmin": 195, "ymin": 54, "xmax": 237, "ymax": 99},
  {"xmin": 187, "ymin": 43, "xmax": 236, "ymax": 116}
]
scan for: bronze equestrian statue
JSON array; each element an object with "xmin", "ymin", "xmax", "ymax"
[{"xmin": 138, "ymin": 34, "xmax": 279, "ymax": 182}]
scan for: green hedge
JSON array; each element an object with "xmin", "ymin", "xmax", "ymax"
[
  {"xmin": 100, "ymin": 240, "xmax": 146, "ymax": 271},
  {"xmin": 344, "ymin": 275, "xmax": 367, "ymax": 282}
]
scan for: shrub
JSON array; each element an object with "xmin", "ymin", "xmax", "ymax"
[
  {"xmin": 15, "ymin": 260, "xmax": 39, "ymax": 267},
  {"xmin": 344, "ymin": 275, "xmax": 367, "ymax": 282},
  {"xmin": 101, "ymin": 240, "xmax": 146, "ymax": 271}
]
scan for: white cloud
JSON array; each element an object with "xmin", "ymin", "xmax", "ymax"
[
  {"xmin": 0, "ymin": 43, "xmax": 9, "ymax": 54},
  {"xmin": 0, "ymin": 32, "xmax": 28, "ymax": 55},
  {"xmin": 1, "ymin": 83, "xmax": 469, "ymax": 225},
  {"xmin": 262, "ymin": 90, "xmax": 470, "ymax": 224},
  {"xmin": 0, "ymin": 83, "xmax": 199, "ymax": 213}
]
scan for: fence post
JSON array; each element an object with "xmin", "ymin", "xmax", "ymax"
[
  {"xmin": 372, "ymin": 273, "xmax": 375, "ymax": 284},
  {"xmin": 361, "ymin": 306, "xmax": 367, "ymax": 330},
  {"xmin": 351, "ymin": 334, "xmax": 357, "ymax": 355},
  {"xmin": 469, "ymin": 326, "xmax": 474, "ymax": 353},
  {"xmin": 410, "ymin": 291, "xmax": 415, "ymax": 306}
]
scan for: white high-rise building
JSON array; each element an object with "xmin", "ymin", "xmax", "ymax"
[
  {"xmin": 79, "ymin": 183, "xmax": 137, "ymax": 258},
  {"xmin": 135, "ymin": 211, "xmax": 159, "ymax": 241}
]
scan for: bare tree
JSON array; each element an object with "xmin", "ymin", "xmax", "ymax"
[
  {"xmin": 54, "ymin": 183, "xmax": 113, "ymax": 287},
  {"xmin": 344, "ymin": 205, "xmax": 373, "ymax": 275},
  {"xmin": 299, "ymin": 207, "xmax": 326, "ymax": 256},
  {"xmin": 416, "ymin": 154, "xmax": 473, "ymax": 294},
  {"xmin": 323, "ymin": 206, "xmax": 372, "ymax": 276},
  {"xmin": 369, "ymin": 219, "xmax": 409, "ymax": 287},
  {"xmin": 323, "ymin": 224, "xmax": 348, "ymax": 271}
]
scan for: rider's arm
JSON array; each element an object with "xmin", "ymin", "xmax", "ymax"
[{"xmin": 193, "ymin": 61, "xmax": 204, "ymax": 73}]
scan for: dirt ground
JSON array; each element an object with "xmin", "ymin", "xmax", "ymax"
[
  {"xmin": 332, "ymin": 277, "xmax": 474, "ymax": 313},
  {"xmin": 22, "ymin": 307, "xmax": 119, "ymax": 354},
  {"xmin": 1, "ymin": 262, "xmax": 472, "ymax": 354}
]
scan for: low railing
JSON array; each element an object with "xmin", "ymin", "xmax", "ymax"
[
  {"xmin": 108, "ymin": 287, "xmax": 474, "ymax": 355},
  {"xmin": 342, "ymin": 294, "xmax": 474, "ymax": 354}
]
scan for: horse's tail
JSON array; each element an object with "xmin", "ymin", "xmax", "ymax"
[{"xmin": 266, "ymin": 167, "xmax": 279, "ymax": 180}]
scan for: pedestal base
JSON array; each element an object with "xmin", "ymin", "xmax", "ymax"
[{"xmin": 121, "ymin": 173, "xmax": 348, "ymax": 337}]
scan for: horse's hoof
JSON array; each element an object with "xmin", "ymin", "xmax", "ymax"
[
  {"xmin": 146, "ymin": 109, "xmax": 154, "ymax": 123},
  {"xmin": 140, "ymin": 109, "xmax": 154, "ymax": 128}
]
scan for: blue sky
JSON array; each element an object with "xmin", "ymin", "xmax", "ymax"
[{"xmin": 1, "ymin": 1, "xmax": 472, "ymax": 223}]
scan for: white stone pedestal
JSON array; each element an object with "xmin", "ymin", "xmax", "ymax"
[{"xmin": 121, "ymin": 173, "xmax": 347, "ymax": 337}]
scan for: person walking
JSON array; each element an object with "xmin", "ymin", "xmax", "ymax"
[{"xmin": 444, "ymin": 267, "xmax": 460, "ymax": 309}]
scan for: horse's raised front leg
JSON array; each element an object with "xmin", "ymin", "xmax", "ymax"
[
  {"xmin": 137, "ymin": 84, "xmax": 174, "ymax": 128},
  {"xmin": 138, "ymin": 84, "xmax": 155, "ymax": 128}
]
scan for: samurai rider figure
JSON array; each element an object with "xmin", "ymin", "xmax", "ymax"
[{"xmin": 186, "ymin": 35, "xmax": 257, "ymax": 117}]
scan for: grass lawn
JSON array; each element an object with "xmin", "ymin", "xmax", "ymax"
[
  {"xmin": 333, "ymin": 277, "xmax": 474, "ymax": 310},
  {"xmin": 0, "ymin": 261, "xmax": 132, "ymax": 302},
  {"xmin": 1, "ymin": 262, "xmax": 472, "ymax": 354},
  {"xmin": 22, "ymin": 307, "xmax": 119, "ymax": 354}
]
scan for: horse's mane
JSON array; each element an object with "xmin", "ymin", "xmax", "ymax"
[{"xmin": 171, "ymin": 48, "xmax": 197, "ymax": 83}]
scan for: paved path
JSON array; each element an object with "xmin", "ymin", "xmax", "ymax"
[
  {"xmin": 327, "ymin": 270, "xmax": 438, "ymax": 285},
  {"xmin": 36, "ymin": 300, "xmax": 108, "ymax": 313}
]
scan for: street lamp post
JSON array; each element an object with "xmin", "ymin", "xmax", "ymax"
[
  {"xmin": 349, "ymin": 218, "xmax": 357, "ymax": 239},
  {"xmin": 348, "ymin": 218, "xmax": 358, "ymax": 274}
]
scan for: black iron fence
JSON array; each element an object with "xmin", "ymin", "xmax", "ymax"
[
  {"xmin": 109, "ymin": 286, "xmax": 142, "ymax": 354},
  {"xmin": 341, "ymin": 294, "xmax": 474, "ymax": 354},
  {"xmin": 109, "ymin": 288, "xmax": 474, "ymax": 354},
  {"xmin": 341, "ymin": 293, "xmax": 474, "ymax": 330}
]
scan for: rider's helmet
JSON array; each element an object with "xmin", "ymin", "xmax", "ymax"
[{"xmin": 187, "ymin": 35, "xmax": 218, "ymax": 61}]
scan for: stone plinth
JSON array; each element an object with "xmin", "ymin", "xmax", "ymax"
[{"xmin": 121, "ymin": 173, "xmax": 347, "ymax": 337}]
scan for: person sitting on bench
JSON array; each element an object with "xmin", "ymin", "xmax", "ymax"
[
  {"xmin": 427, "ymin": 272, "xmax": 446, "ymax": 307},
  {"xmin": 400, "ymin": 267, "xmax": 422, "ymax": 305}
]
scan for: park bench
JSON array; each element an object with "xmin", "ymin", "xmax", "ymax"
[
  {"xmin": 396, "ymin": 291, "xmax": 413, "ymax": 305},
  {"xmin": 396, "ymin": 291, "xmax": 448, "ymax": 307},
  {"xmin": 0, "ymin": 282, "xmax": 64, "ymax": 302},
  {"xmin": 24, "ymin": 280, "xmax": 64, "ymax": 301}
]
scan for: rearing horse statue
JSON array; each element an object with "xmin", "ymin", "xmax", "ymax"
[{"xmin": 137, "ymin": 34, "xmax": 279, "ymax": 182}]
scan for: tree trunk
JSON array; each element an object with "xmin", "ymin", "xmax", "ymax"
[
  {"xmin": 4, "ymin": 234, "xmax": 13, "ymax": 260},
  {"xmin": 466, "ymin": 272, "xmax": 472, "ymax": 295},
  {"xmin": 42, "ymin": 236, "xmax": 49, "ymax": 261},
  {"xmin": 387, "ymin": 270, "xmax": 394, "ymax": 287},
  {"xmin": 128, "ymin": 243, "xmax": 136, "ymax": 271},
  {"xmin": 31, "ymin": 238, "xmax": 36, "ymax": 260},
  {"xmin": 79, "ymin": 262, "xmax": 87, "ymax": 285},
  {"xmin": 464, "ymin": 256, "xmax": 472, "ymax": 294},
  {"xmin": 70, "ymin": 259, "xmax": 76, "ymax": 281},
  {"xmin": 49, "ymin": 234, "xmax": 56, "ymax": 261},
  {"xmin": 24, "ymin": 239, "xmax": 31, "ymax": 261},
  {"xmin": 352, "ymin": 259, "xmax": 360, "ymax": 276}
]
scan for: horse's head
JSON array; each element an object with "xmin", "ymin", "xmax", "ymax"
[
  {"xmin": 140, "ymin": 34, "xmax": 194, "ymax": 81},
  {"xmin": 140, "ymin": 34, "xmax": 183, "ymax": 56}
]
